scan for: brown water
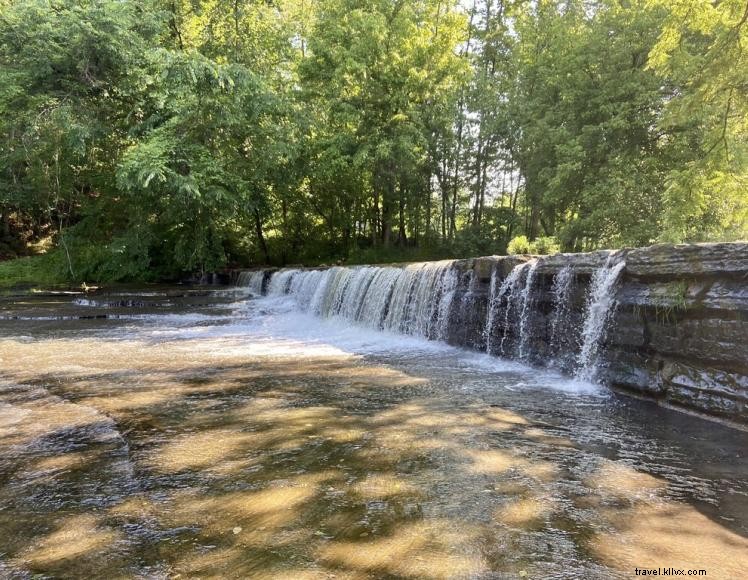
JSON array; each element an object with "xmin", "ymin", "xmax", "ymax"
[{"xmin": 0, "ymin": 288, "xmax": 746, "ymax": 579}]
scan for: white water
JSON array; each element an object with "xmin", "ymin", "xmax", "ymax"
[
  {"xmin": 263, "ymin": 261, "xmax": 458, "ymax": 341},
  {"xmin": 498, "ymin": 261, "xmax": 534, "ymax": 356},
  {"xmin": 120, "ymin": 291, "xmax": 603, "ymax": 396},
  {"xmin": 435, "ymin": 267, "xmax": 459, "ymax": 341},
  {"xmin": 517, "ymin": 260, "xmax": 539, "ymax": 361},
  {"xmin": 575, "ymin": 257, "xmax": 626, "ymax": 381},
  {"xmin": 483, "ymin": 267, "xmax": 502, "ymax": 353},
  {"xmin": 483, "ymin": 262, "xmax": 526, "ymax": 355},
  {"xmin": 236, "ymin": 270, "xmax": 264, "ymax": 294},
  {"xmin": 232, "ymin": 255, "xmax": 626, "ymax": 391},
  {"xmin": 548, "ymin": 265, "xmax": 575, "ymax": 367}
]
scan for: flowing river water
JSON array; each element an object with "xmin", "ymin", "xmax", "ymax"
[{"xmin": 0, "ymin": 285, "xmax": 747, "ymax": 579}]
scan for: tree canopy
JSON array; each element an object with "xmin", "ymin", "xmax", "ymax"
[{"xmin": 1, "ymin": 0, "xmax": 745, "ymax": 282}]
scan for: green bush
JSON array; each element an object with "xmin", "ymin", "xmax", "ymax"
[
  {"xmin": 507, "ymin": 235, "xmax": 532, "ymax": 255},
  {"xmin": 507, "ymin": 235, "xmax": 560, "ymax": 256},
  {"xmin": 532, "ymin": 236, "xmax": 561, "ymax": 255},
  {"xmin": 0, "ymin": 254, "xmax": 65, "ymax": 288}
]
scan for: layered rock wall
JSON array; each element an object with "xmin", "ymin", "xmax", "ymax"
[{"xmin": 442, "ymin": 243, "xmax": 748, "ymax": 424}]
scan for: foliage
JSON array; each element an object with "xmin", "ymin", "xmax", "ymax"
[
  {"xmin": 648, "ymin": 0, "xmax": 748, "ymax": 242},
  {"xmin": 0, "ymin": 0, "xmax": 744, "ymax": 284},
  {"xmin": 532, "ymin": 237, "xmax": 561, "ymax": 256},
  {"xmin": 507, "ymin": 235, "xmax": 532, "ymax": 255},
  {"xmin": 0, "ymin": 253, "xmax": 64, "ymax": 288},
  {"xmin": 507, "ymin": 235, "xmax": 560, "ymax": 256},
  {"xmin": 650, "ymin": 279, "xmax": 691, "ymax": 324}
]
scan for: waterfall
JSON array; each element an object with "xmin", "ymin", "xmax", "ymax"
[
  {"xmin": 262, "ymin": 261, "xmax": 459, "ymax": 340},
  {"xmin": 575, "ymin": 257, "xmax": 626, "ymax": 381},
  {"xmin": 435, "ymin": 267, "xmax": 458, "ymax": 341},
  {"xmin": 327, "ymin": 268, "xmax": 353, "ymax": 317},
  {"xmin": 484, "ymin": 261, "xmax": 526, "ymax": 355},
  {"xmin": 236, "ymin": 271, "xmax": 265, "ymax": 294},
  {"xmin": 246, "ymin": 253, "xmax": 627, "ymax": 386},
  {"xmin": 356, "ymin": 268, "xmax": 402, "ymax": 328},
  {"xmin": 484, "ymin": 267, "xmax": 502, "ymax": 353},
  {"xmin": 517, "ymin": 260, "xmax": 539, "ymax": 361},
  {"xmin": 336, "ymin": 267, "xmax": 376, "ymax": 321},
  {"xmin": 382, "ymin": 262, "xmax": 456, "ymax": 337},
  {"xmin": 498, "ymin": 261, "xmax": 534, "ymax": 356},
  {"xmin": 454, "ymin": 270, "xmax": 477, "ymax": 346},
  {"xmin": 267, "ymin": 269, "xmax": 299, "ymax": 295},
  {"xmin": 548, "ymin": 265, "xmax": 576, "ymax": 369}
]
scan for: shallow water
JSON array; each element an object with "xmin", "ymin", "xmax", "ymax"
[{"xmin": 0, "ymin": 287, "xmax": 746, "ymax": 579}]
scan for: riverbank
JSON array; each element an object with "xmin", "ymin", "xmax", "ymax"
[{"xmin": 0, "ymin": 254, "xmax": 65, "ymax": 289}]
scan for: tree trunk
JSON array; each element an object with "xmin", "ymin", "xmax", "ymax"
[
  {"xmin": 281, "ymin": 198, "xmax": 288, "ymax": 264},
  {"xmin": 448, "ymin": 0, "xmax": 477, "ymax": 241},
  {"xmin": 424, "ymin": 172, "xmax": 432, "ymax": 246},
  {"xmin": 382, "ymin": 200, "xmax": 392, "ymax": 247},
  {"xmin": 371, "ymin": 188, "xmax": 380, "ymax": 246},
  {"xmin": 381, "ymin": 163, "xmax": 396, "ymax": 247},
  {"xmin": 253, "ymin": 208, "xmax": 270, "ymax": 264},
  {"xmin": 440, "ymin": 154, "xmax": 448, "ymax": 242},
  {"xmin": 472, "ymin": 132, "xmax": 485, "ymax": 229},
  {"xmin": 397, "ymin": 191, "xmax": 407, "ymax": 246}
]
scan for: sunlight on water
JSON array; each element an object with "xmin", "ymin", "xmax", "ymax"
[{"xmin": 0, "ymin": 287, "xmax": 746, "ymax": 578}]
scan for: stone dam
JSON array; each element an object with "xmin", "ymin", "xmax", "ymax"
[{"xmin": 232, "ymin": 242, "xmax": 748, "ymax": 426}]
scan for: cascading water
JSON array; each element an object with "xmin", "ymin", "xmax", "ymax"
[
  {"xmin": 517, "ymin": 260, "xmax": 539, "ymax": 361},
  {"xmin": 236, "ymin": 271, "xmax": 265, "ymax": 294},
  {"xmin": 575, "ymin": 256, "xmax": 626, "ymax": 382},
  {"xmin": 453, "ymin": 270, "xmax": 477, "ymax": 346},
  {"xmin": 353, "ymin": 268, "xmax": 401, "ymax": 328},
  {"xmin": 327, "ymin": 268, "xmax": 354, "ymax": 317},
  {"xmin": 263, "ymin": 261, "xmax": 459, "ymax": 341},
  {"xmin": 267, "ymin": 269, "xmax": 299, "ymax": 296},
  {"xmin": 483, "ymin": 261, "xmax": 529, "ymax": 355},
  {"xmin": 483, "ymin": 267, "xmax": 502, "ymax": 354},
  {"xmin": 435, "ymin": 267, "xmax": 458, "ymax": 341},
  {"xmin": 548, "ymin": 265, "xmax": 576, "ymax": 369},
  {"xmin": 390, "ymin": 262, "xmax": 454, "ymax": 339},
  {"xmin": 246, "ymin": 253, "xmax": 626, "ymax": 386},
  {"xmin": 498, "ymin": 261, "xmax": 534, "ymax": 357}
]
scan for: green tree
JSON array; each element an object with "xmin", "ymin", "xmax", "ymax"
[
  {"xmin": 300, "ymin": 0, "xmax": 467, "ymax": 250},
  {"xmin": 1, "ymin": 0, "xmax": 745, "ymax": 286},
  {"xmin": 648, "ymin": 0, "xmax": 748, "ymax": 241},
  {"xmin": 0, "ymin": 0, "xmax": 161, "ymax": 278}
]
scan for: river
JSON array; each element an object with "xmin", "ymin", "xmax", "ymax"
[{"xmin": 0, "ymin": 286, "xmax": 746, "ymax": 578}]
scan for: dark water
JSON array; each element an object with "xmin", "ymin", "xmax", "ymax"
[{"xmin": 0, "ymin": 287, "xmax": 746, "ymax": 579}]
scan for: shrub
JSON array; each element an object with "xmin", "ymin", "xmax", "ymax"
[
  {"xmin": 532, "ymin": 236, "xmax": 561, "ymax": 255},
  {"xmin": 507, "ymin": 235, "xmax": 560, "ymax": 256},
  {"xmin": 0, "ymin": 253, "xmax": 64, "ymax": 288},
  {"xmin": 507, "ymin": 235, "xmax": 532, "ymax": 255}
]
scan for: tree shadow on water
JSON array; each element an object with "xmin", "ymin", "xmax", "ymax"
[{"xmin": 0, "ymin": 336, "xmax": 747, "ymax": 578}]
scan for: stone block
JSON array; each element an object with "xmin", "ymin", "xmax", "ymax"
[{"xmin": 625, "ymin": 242, "xmax": 748, "ymax": 277}]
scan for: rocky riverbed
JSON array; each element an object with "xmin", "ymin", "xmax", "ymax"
[{"xmin": 0, "ymin": 286, "xmax": 746, "ymax": 578}]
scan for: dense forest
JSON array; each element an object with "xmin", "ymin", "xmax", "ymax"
[{"xmin": 0, "ymin": 0, "xmax": 746, "ymax": 283}]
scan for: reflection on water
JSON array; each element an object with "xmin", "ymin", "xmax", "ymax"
[{"xmin": 0, "ymin": 288, "xmax": 747, "ymax": 579}]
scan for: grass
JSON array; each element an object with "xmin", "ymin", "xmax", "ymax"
[{"xmin": 0, "ymin": 254, "xmax": 68, "ymax": 289}]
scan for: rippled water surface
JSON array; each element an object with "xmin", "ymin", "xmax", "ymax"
[{"xmin": 0, "ymin": 287, "xmax": 746, "ymax": 579}]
